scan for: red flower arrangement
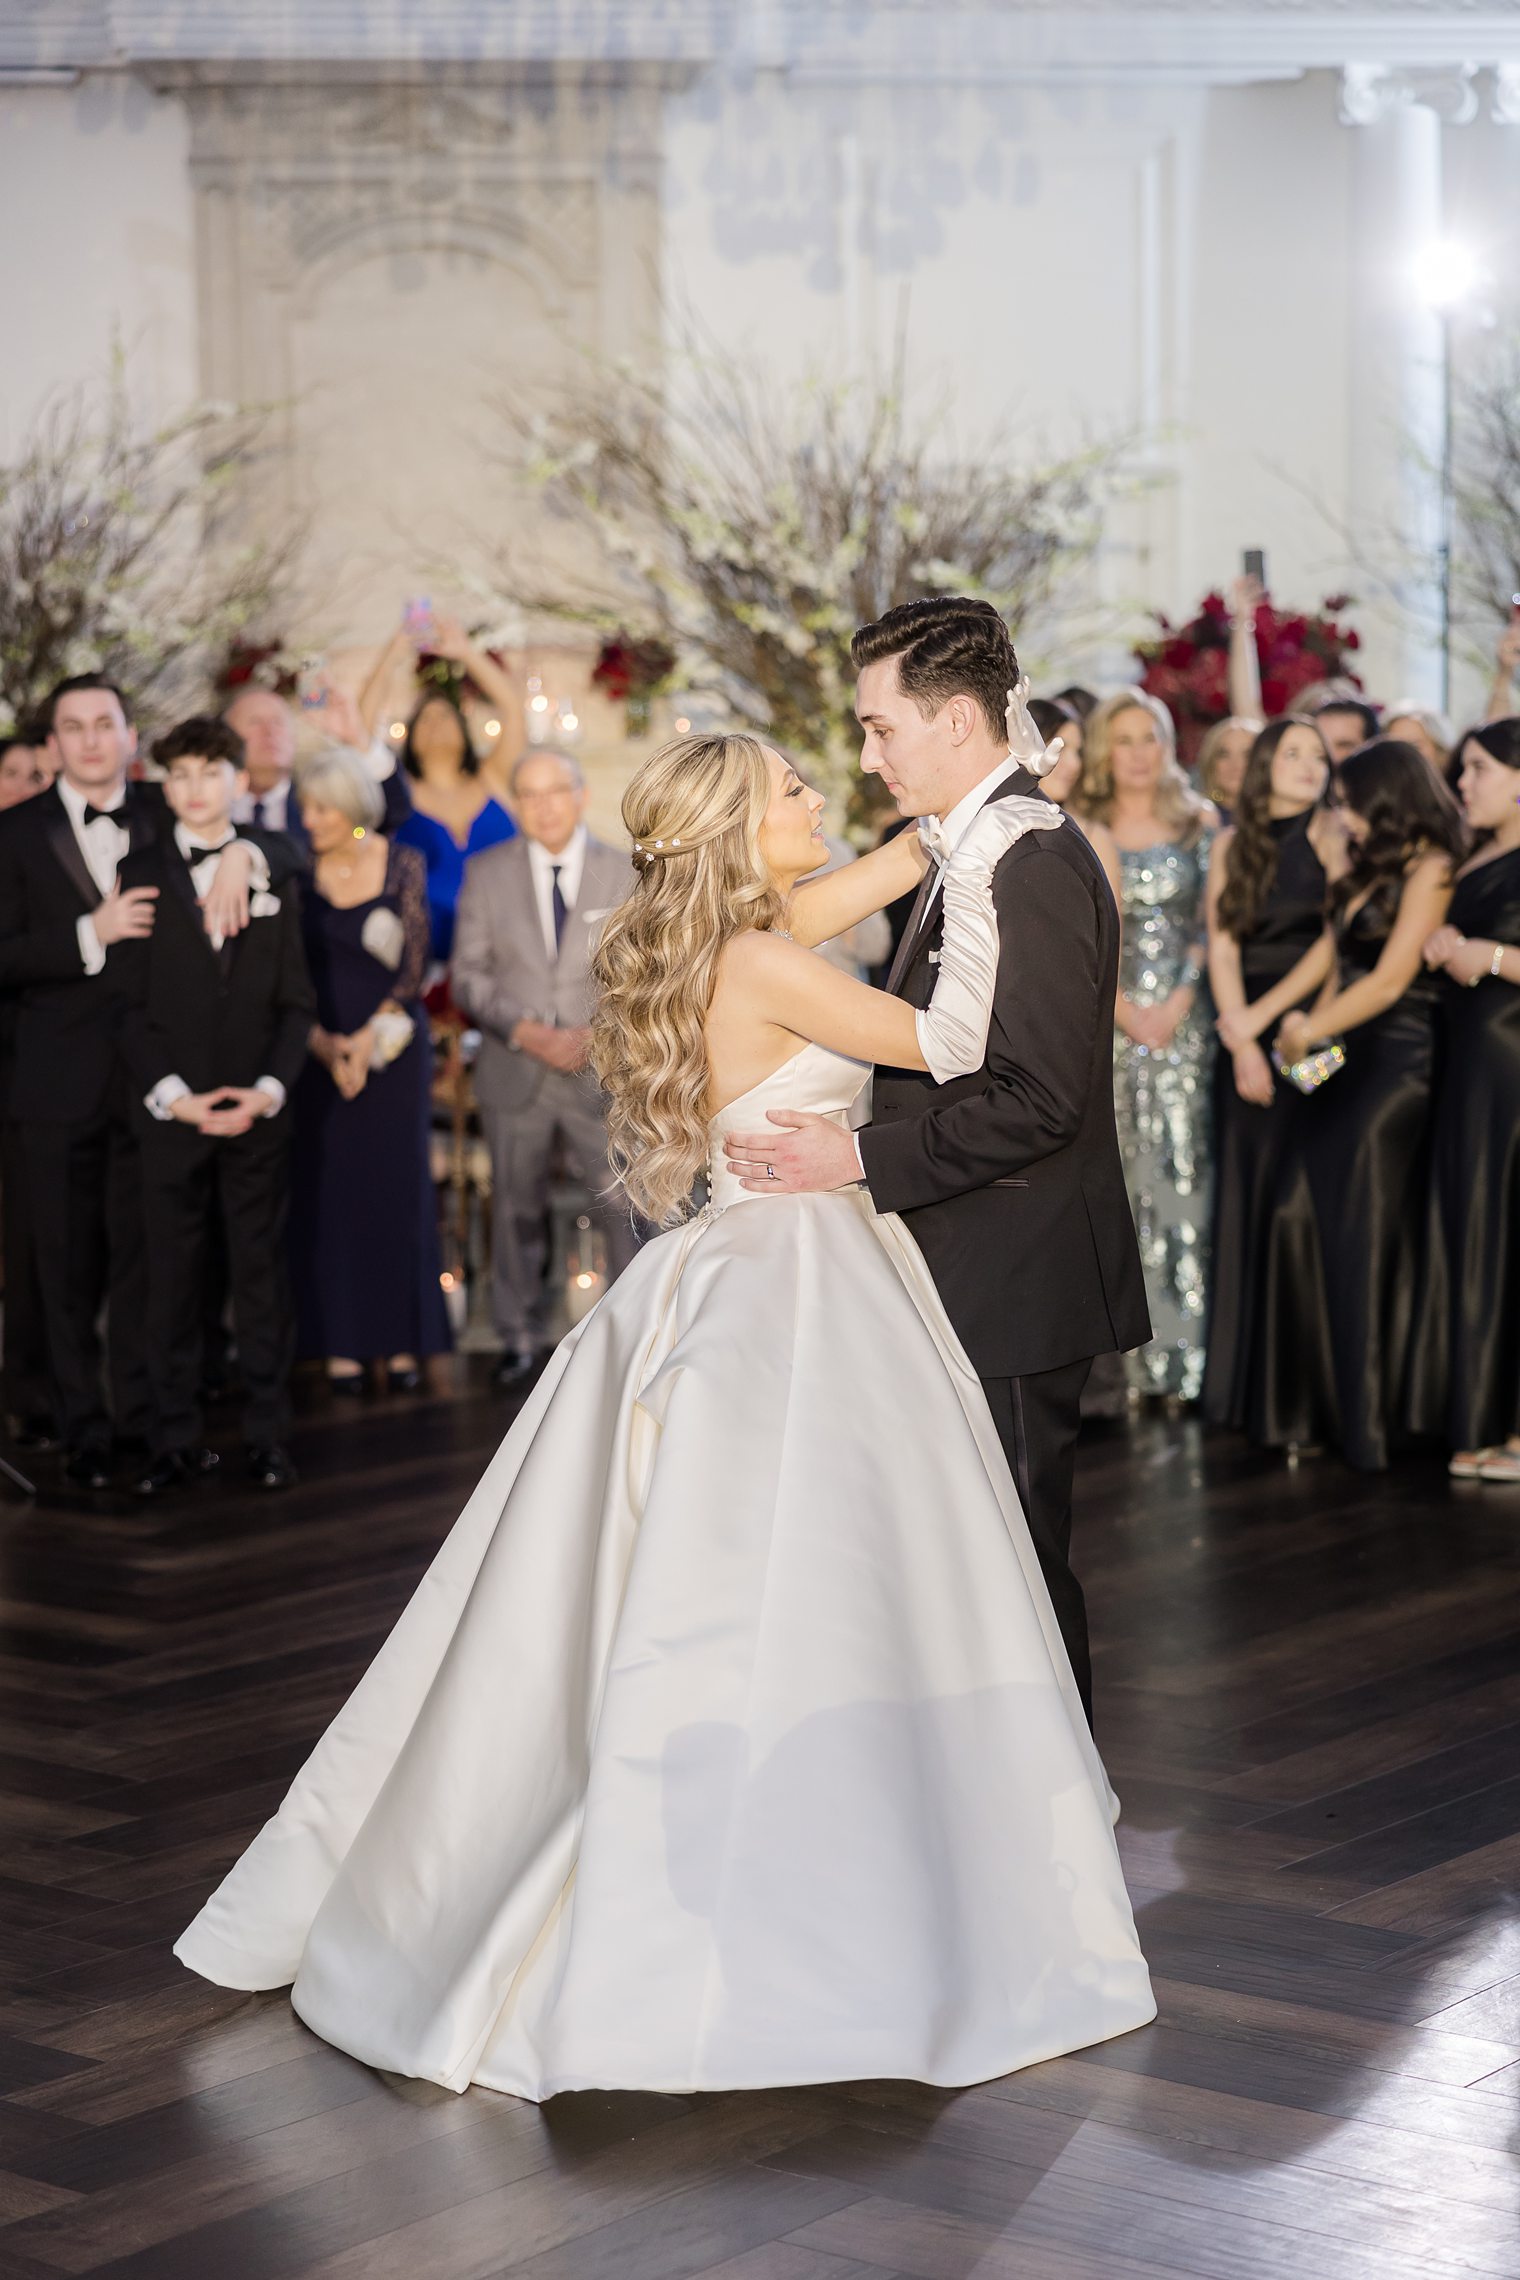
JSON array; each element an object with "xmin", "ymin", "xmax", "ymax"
[
  {"xmin": 591, "ymin": 630, "xmax": 676, "ymax": 706},
  {"xmin": 1135, "ymin": 591, "xmax": 1362, "ymax": 759},
  {"xmin": 216, "ymin": 640, "xmax": 300, "ymax": 699}
]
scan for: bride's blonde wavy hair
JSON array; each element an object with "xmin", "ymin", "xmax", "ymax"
[{"xmin": 591, "ymin": 732, "xmax": 786, "ymax": 1226}]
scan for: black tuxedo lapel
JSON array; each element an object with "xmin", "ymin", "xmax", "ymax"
[
  {"xmin": 122, "ymin": 786, "xmax": 160, "ymax": 857},
  {"xmin": 885, "ymin": 864, "xmax": 938, "ymax": 996},
  {"xmin": 43, "ymin": 799, "xmax": 102, "ymax": 911},
  {"xmin": 160, "ymin": 841, "xmax": 225, "ymax": 967}
]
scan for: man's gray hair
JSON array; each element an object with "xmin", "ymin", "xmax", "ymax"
[
  {"xmin": 293, "ymin": 744, "xmax": 385, "ymax": 831},
  {"xmin": 510, "ymin": 747, "xmax": 585, "ymax": 795}
]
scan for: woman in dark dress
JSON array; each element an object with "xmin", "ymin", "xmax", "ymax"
[
  {"xmin": 1203, "ymin": 717, "xmax": 1334, "ymax": 1429},
  {"xmin": 1227, "ymin": 741, "xmax": 1465, "ymax": 1469},
  {"xmin": 289, "ymin": 748, "xmax": 451, "ymax": 1393},
  {"xmin": 1410, "ymin": 718, "xmax": 1520, "ymax": 1477}
]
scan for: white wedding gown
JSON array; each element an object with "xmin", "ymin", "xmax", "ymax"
[{"xmin": 177, "ymin": 1042, "xmax": 1155, "ymax": 2098}]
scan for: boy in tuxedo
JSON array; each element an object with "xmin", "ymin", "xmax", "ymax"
[{"xmin": 111, "ymin": 718, "xmax": 315, "ymax": 1494}]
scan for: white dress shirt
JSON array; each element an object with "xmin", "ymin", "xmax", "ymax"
[
  {"xmin": 144, "ymin": 824, "xmax": 287, "ymax": 1125},
  {"xmin": 232, "ymin": 779, "xmax": 292, "ymax": 834},
  {"xmin": 526, "ymin": 825, "xmax": 588, "ymax": 966},
  {"xmin": 58, "ymin": 774, "xmax": 131, "ymax": 976},
  {"xmin": 231, "ymin": 736, "xmax": 396, "ymax": 835},
  {"xmin": 850, "ymin": 755, "xmax": 1023, "ymax": 1180}
]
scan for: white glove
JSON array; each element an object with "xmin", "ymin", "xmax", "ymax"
[
  {"xmin": 1005, "ymin": 673, "xmax": 1065, "ymax": 779},
  {"xmin": 914, "ymin": 794, "xmax": 1065, "ymax": 1082}
]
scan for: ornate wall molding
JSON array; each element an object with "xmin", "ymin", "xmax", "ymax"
[
  {"xmin": 1338, "ymin": 61, "xmax": 1482, "ymax": 123},
  {"xmin": 4, "ymin": 4, "xmax": 1519, "ymax": 88}
]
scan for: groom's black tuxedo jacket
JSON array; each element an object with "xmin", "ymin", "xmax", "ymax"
[{"xmin": 860, "ymin": 768, "xmax": 1150, "ymax": 1381}]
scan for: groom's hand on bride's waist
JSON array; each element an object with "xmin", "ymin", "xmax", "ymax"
[{"xmin": 724, "ymin": 1110, "xmax": 864, "ymax": 1194}]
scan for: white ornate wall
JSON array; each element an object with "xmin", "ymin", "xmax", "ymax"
[{"xmin": 2, "ymin": 3, "xmax": 1518, "ymax": 725}]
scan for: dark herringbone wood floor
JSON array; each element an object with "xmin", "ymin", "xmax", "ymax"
[{"xmin": 2, "ymin": 1373, "xmax": 1519, "ymax": 2280}]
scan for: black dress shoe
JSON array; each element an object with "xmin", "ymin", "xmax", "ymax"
[
  {"xmin": 246, "ymin": 1445, "xmax": 298, "ymax": 1491},
  {"xmin": 131, "ymin": 1453, "xmax": 184, "ymax": 1498},
  {"xmin": 491, "ymin": 1348, "xmax": 543, "ymax": 1391},
  {"xmin": 7, "ymin": 1413, "xmax": 60, "ymax": 1453},
  {"xmin": 327, "ymin": 1370, "xmax": 367, "ymax": 1400},
  {"xmin": 386, "ymin": 1363, "xmax": 422, "ymax": 1394},
  {"xmin": 63, "ymin": 1443, "xmax": 114, "ymax": 1491},
  {"xmin": 132, "ymin": 1446, "xmax": 220, "ymax": 1497}
]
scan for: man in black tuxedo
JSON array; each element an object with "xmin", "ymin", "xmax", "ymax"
[
  {"xmin": 724, "ymin": 598, "xmax": 1150, "ymax": 1724},
  {"xmin": 111, "ymin": 718, "xmax": 314, "ymax": 1495},
  {"xmin": 0, "ymin": 676, "xmax": 273, "ymax": 1488}
]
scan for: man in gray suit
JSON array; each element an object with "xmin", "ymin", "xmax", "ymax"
[{"xmin": 452, "ymin": 750, "xmax": 639, "ymax": 1386}]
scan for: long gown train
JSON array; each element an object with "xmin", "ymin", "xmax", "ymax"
[{"xmin": 176, "ymin": 1045, "xmax": 1154, "ymax": 2099}]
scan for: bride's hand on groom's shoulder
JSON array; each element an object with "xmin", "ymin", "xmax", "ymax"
[{"xmin": 722, "ymin": 1110, "xmax": 861, "ymax": 1193}]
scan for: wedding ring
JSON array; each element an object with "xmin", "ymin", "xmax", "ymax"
[{"xmin": 766, "ymin": 1163, "xmax": 777, "ymax": 1180}]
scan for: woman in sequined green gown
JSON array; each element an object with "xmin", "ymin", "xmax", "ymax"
[{"xmin": 1077, "ymin": 691, "xmax": 1218, "ymax": 1401}]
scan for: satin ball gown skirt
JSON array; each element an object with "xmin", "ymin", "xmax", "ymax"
[{"xmin": 176, "ymin": 1046, "xmax": 1154, "ymax": 2100}]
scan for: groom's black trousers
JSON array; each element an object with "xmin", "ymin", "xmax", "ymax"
[{"xmin": 980, "ymin": 1357, "xmax": 1095, "ymax": 1729}]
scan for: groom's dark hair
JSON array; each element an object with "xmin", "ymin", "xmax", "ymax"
[{"xmin": 852, "ymin": 598, "xmax": 1018, "ymax": 743}]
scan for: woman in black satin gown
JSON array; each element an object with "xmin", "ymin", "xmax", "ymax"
[
  {"xmin": 1408, "ymin": 719, "xmax": 1520, "ymax": 1476},
  {"xmin": 1225, "ymin": 741, "xmax": 1466, "ymax": 1469},
  {"xmin": 1203, "ymin": 717, "xmax": 1333, "ymax": 1429}
]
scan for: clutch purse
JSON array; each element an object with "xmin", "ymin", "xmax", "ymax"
[
  {"xmin": 1272, "ymin": 1037, "xmax": 1347, "ymax": 1094},
  {"xmin": 368, "ymin": 1008, "xmax": 415, "ymax": 1070}
]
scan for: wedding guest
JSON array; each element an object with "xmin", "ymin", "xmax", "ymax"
[
  {"xmin": 223, "ymin": 679, "xmax": 405, "ymax": 862},
  {"xmin": 1031, "ymin": 699, "xmax": 1121, "ymax": 904},
  {"xmin": 0, "ymin": 727, "xmax": 53, "ymax": 809},
  {"xmin": 288, "ymin": 748, "xmax": 450, "ymax": 1392},
  {"xmin": 1077, "ymin": 688, "xmax": 1217, "ymax": 1402},
  {"xmin": 1408, "ymin": 718, "xmax": 1520, "ymax": 1479},
  {"xmin": 1195, "ymin": 717, "xmax": 1263, "ymax": 826},
  {"xmin": 364, "ymin": 615, "xmax": 519, "ymax": 961},
  {"xmin": 1312, "ymin": 696, "xmax": 1380, "ymax": 765},
  {"xmin": 1202, "ymin": 716, "xmax": 1335, "ymax": 1430},
  {"xmin": 1053, "ymin": 683, "xmax": 1098, "ymax": 723},
  {"xmin": 0, "ymin": 677, "xmax": 263, "ymax": 1487},
  {"xmin": 1229, "ymin": 740, "xmax": 1465, "ymax": 1468},
  {"xmin": 1208, "ymin": 573, "xmax": 1268, "ymax": 826},
  {"xmin": 1383, "ymin": 703, "xmax": 1452, "ymax": 781},
  {"xmin": 111, "ymin": 719, "xmax": 314, "ymax": 1496},
  {"xmin": 0, "ymin": 730, "xmax": 57, "ymax": 1442},
  {"xmin": 451, "ymin": 750, "xmax": 638, "ymax": 1386}
]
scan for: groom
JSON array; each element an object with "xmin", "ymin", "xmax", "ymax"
[{"xmin": 724, "ymin": 597, "xmax": 1149, "ymax": 1723}]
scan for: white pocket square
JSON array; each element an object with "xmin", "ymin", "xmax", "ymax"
[
  {"xmin": 249, "ymin": 891, "xmax": 281, "ymax": 918},
  {"xmin": 581, "ymin": 906, "xmax": 614, "ymax": 925}
]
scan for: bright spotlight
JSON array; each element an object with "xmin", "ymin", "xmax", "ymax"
[{"xmin": 1411, "ymin": 240, "xmax": 1480, "ymax": 312}]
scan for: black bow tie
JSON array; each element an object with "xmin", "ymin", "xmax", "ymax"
[
  {"xmin": 183, "ymin": 836, "xmax": 235, "ymax": 857},
  {"xmin": 81, "ymin": 803, "xmax": 123, "ymax": 828}
]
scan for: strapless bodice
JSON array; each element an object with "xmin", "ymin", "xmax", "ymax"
[{"xmin": 705, "ymin": 1043, "xmax": 871, "ymax": 1209}]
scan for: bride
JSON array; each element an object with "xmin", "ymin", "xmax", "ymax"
[{"xmin": 176, "ymin": 729, "xmax": 1155, "ymax": 2099}]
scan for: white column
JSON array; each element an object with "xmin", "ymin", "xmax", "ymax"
[{"xmin": 1345, "ymin": 83, "xmax": 1447, "ymax": 707}]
